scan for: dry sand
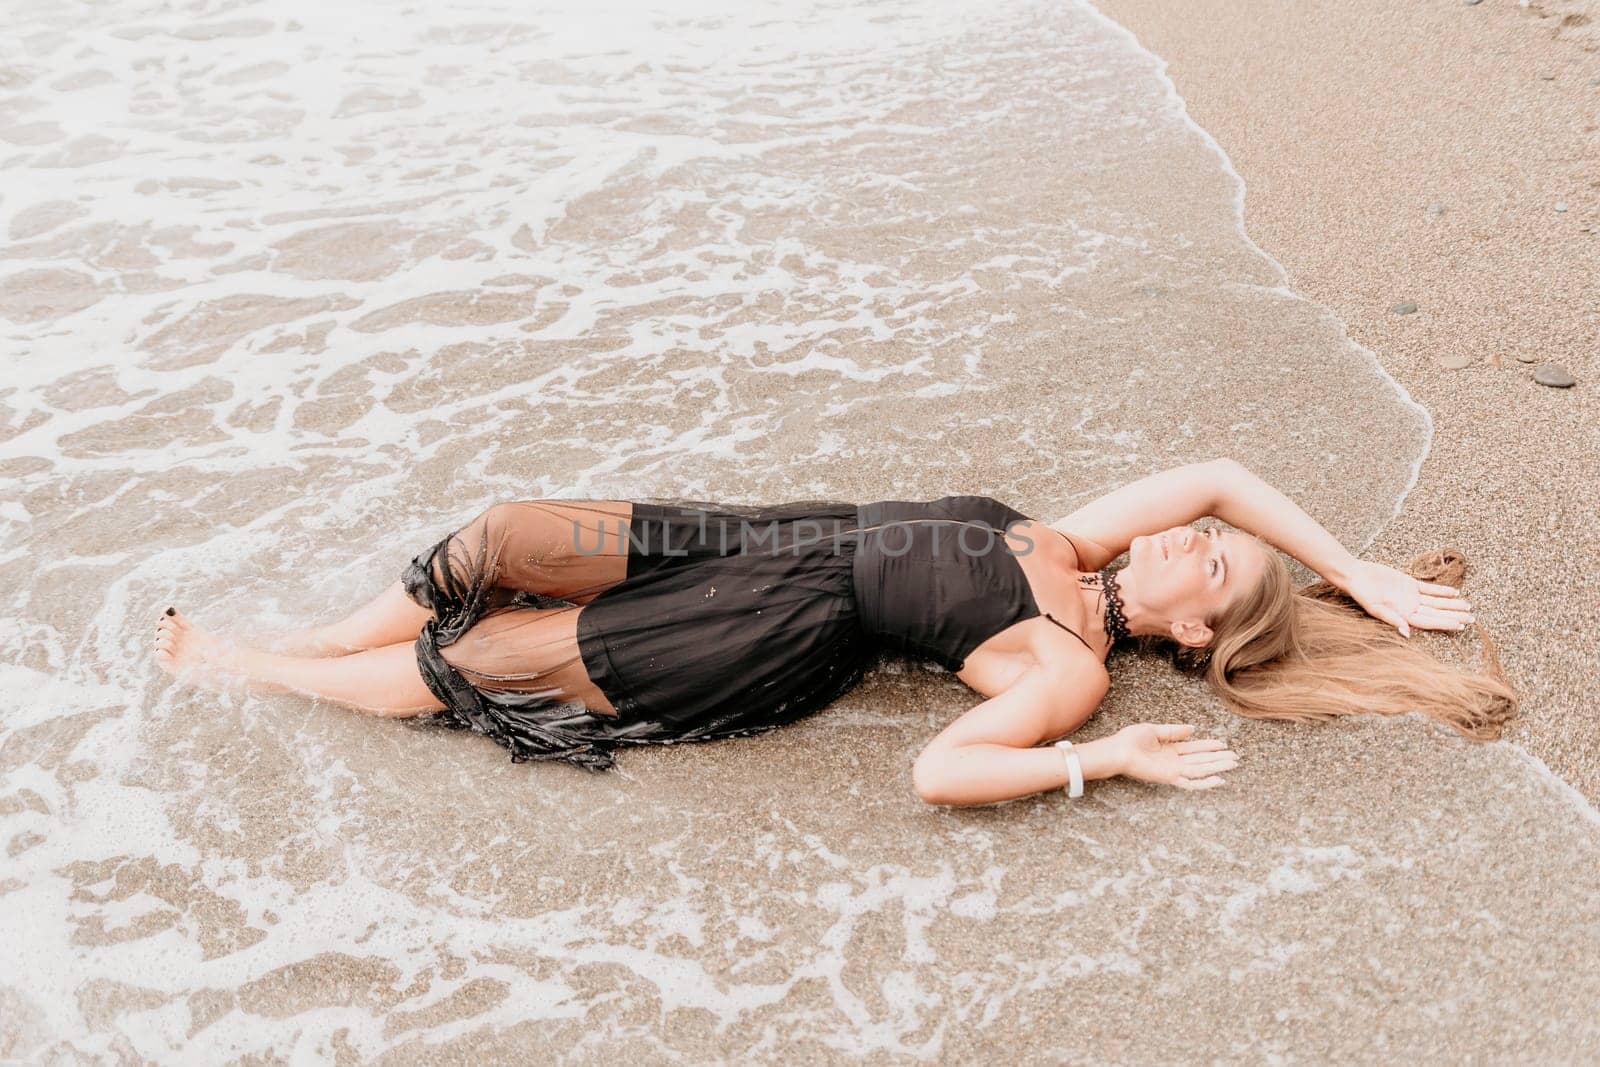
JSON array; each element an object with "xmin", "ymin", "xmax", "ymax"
[{"xmin": 1094, "ymin": 0, "xmax": 1600, "ymax": 803}]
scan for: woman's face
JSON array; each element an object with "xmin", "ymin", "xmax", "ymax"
[{"xmin": 1126, "ymin": 524, "xmax": 1266, "ymax": 645}]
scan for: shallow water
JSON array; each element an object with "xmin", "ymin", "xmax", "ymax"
[{"xmin": 3, "ymin": 0, "xmax": 1597, "ymax": 1060}]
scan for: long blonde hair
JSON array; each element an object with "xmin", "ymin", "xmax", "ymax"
[{"xmin": 1137, "ymin": 538, "xmax": 1518, "ymax": 740}]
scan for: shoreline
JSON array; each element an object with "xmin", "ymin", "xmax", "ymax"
[
  {"xmin": 1082, "ymin": 0, "xmax": 1440, "ymax": 558},
  {"xmin": 1093, "ymin": 0, "xmax": 1600, "ymax": 804}
]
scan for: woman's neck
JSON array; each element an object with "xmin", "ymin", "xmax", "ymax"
[
  {"xmin": 1104, "ymin": 568, "xmax": 1184, "ymax": 642},
  {"xmin": 1072, "ymin": 571, "xmax": 1117, "ymax": 655}
]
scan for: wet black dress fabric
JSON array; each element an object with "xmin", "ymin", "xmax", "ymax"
[
  {"xmin": 851, "ymin": 495, "xmax": 1040, "ymax": 672},
  {"xmin": 403, "ymin": 499, "xmax": 876, "ymax": 771},
  {"xmin": 573, "ymin": 501, "xmax": 875, "ymax": 747},
  {"xmin": 401, "ymin": 494, "xmax": 1061, "ymax": 772}
]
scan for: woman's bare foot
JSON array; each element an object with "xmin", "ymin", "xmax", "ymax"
[
  {"xmin": 153, "ymin": 605, "xmax": 446, "ymax": 716},
  {"xmin": 154, "ymin": 607, "xmax": 251, "ymax": 695}
]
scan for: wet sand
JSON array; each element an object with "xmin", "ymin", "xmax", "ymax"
[{"xmin": 1093, "ymin": 0, "xmax": 1600, "ymax": 804}]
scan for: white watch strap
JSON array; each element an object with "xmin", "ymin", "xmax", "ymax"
[{"xmin": 1053, "ymin": 739, "xmax": 1084, "ymax": 798}]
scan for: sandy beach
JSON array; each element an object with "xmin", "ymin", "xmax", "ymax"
[
  {"xmin": 1094, "ymin": 0, "xmax": 1600, "ymax": 803},
  {"xmin": 2, "ymin": 0, "xmax": 1598, "ymax": 1061}
]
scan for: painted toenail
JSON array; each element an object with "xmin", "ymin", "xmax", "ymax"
[{"xmin": 165, "ymin": 607, "xmax": 175, "ymax": 616}]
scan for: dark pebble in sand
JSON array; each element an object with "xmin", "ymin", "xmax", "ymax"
[
  {"xmin": 1533, "ymin": 364, "xmax": 1576, "ymax": 388},
  {"xmin": 1464, "ymin": 0, "xmax": 1482, "ymax": 5},
  {"xmin": 1516, "ymin": 352, "xmax": 1539, "ymax": 364},
  {"xmin": 1541, "ymin": 73, "xmax": 1556, "ymax": 81},
  {"xmin": 1392, "ymin": 301, "xmax": 1418, "ymax": 315},
  {"xmin": 1427, "ymin": 203, "xmax": 1446, "ymax": 217}
]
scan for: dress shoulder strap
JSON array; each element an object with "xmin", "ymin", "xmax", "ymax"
[
  {"xmin": 1041, "ymin": 612, "xmax": 1097, "ymax": 655},
  {"xmin": 1049, "ymin": 526, "xmax": 1088, "ymax": 570},
  {"xmin": 1031, "ymin": 523, "xmax": 1099, "ymax": 656}
]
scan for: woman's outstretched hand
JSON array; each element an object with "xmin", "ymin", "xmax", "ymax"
[
  {"xmin": 1110, "ymin": 723, "xmax": 1237, "ymax": 790},
  {"xmin": 1338, "ymin": 558, "xmax": 1473, "ymax": 638}
]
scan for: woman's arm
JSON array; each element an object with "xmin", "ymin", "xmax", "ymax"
[
  {"xmin": 911, "ymin": 661, "xmax": 1237, "ymax": 807},
  {"xmin": 1048, "ymin": 459, "xmax": 1233, "ymax": 572},
  {"xmin": 1206, "ymin": 459, "xmax": 1359, "ymax": 585},
  {"xmin": 1053, "ymin": 456, "xmax": 1367, "ymax": 585},
  {"xmin": 1052, "ymin": 458, "xmax": 1469, "ymax": 635},
  {"xmin": 1211, "ymin": 460, "xmax": 1470, "ymax": 634},
  {"xmin": 912, "ymin": 664, "xmax": 1113, "ymax": 806}
]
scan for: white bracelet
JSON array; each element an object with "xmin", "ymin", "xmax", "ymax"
[{"xmin": 1053, "ymin": 739, "xmax": 1084, "ymax": 798}]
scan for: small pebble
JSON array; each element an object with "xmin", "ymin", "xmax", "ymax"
[
  {"xmin": 1391, "ymin": 301, "xmax": 1418, "ymax": 315},
  {"xmin": 1439, "ymin": 353, "xmax": 1474, "ymax": 370},
  {"xmin": 1591, "ymin": 77, "xmax": 1600, "ymax": 87},
  {"xmin": 1515, "ymin": 352, "xmax": 1539, "ymax": 364},
  {"xmin": 1554, "ymin": 201, "xmax": 1568, "ymax": 212},
  {"xmin": 1533, "ymin": 364, "xmax": 1576, "ymax": 388},
  {"xmin": 1541, "ymin": 73, "xmax": 1556, "ymax": 81},
  {"xmin": 1427, "ymin": 202, "xmax": 1446, "ymax": 217},
  {"xmin": 1464, "ymin": 0, "xmax": 1482, "ymax": 5}
]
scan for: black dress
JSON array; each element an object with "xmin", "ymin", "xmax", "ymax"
[{"xmin": 401, "ymin": 494, "xmax": 1084, "ymax": 771}]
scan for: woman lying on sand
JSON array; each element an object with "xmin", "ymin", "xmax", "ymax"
[{"xmin": 153, "ymin": 459, "xmax": 1515, "ymax": 806}]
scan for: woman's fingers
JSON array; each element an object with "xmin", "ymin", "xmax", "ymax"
[
  {"xmin": 1419, "ymin": 581, "xmax": 1461, "ymax": 596},
  {"xmin": 1180, "ymin": 747, "xmax": 1237, "ymax": 763},
  {"xmin": 1370, "ymin": 605, "xmax": 1410, "ymax": 637},
  {"xmin": 1173, "ymin": 738, "xmax": 1227, "ymax": 754},
  {"xmin": 1174, "ymin": 775, "xmax": 1227, "ymax": 791},
  {"xmin": 1420, "ymin": 592, "xmax": 1472, "ymax": 611},
  {"xmin": 1411, "ymin": 608, "xmax": 1474, "ymax": 630},
  {"xmin": 1152, "ymin": 723, "xmax": 1196, "ymax": 742},
  {"xmin": 1179, "ymin": 753, "xmax": 1238, "ymax": 777}
]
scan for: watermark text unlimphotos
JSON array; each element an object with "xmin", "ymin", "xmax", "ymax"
[{"xmin": 572, "ymin": 510, "xmax": 1038, "ymax": 558}]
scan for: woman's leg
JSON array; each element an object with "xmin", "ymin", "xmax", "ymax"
[
  {"xmin": 159, "ymin": 601, "xmax": 616, "ymax": 718},
  {"xmin": 409, "ymin": 499, "xmax": 636, "ymax": 606},
  {"xmin": 268, "ymin": 500, "xmax": 637, "ymax": 657},
  {"xmin": 265, "ymin": 580, "xmax": 437, "ymax": 657},
  {"xmin": 432, "ymin": 600, "xmax": 617, "ymax": 716},
  {"xmin": 157, "ymin": 609, "xmax": 444, "ymax": 717}
]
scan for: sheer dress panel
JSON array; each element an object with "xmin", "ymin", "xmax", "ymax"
[{"xmin": 401, "ymin": 498, "xmax": 875, "ymax": 771}]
